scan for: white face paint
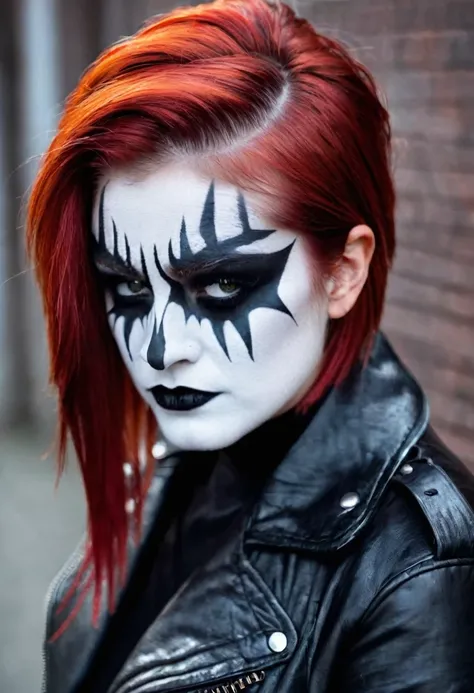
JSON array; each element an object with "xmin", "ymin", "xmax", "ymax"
[{"xmin": 91, "ymin": 162, "xmax": 329, "ymax": 451}]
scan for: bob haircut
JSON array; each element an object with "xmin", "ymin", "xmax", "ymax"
[{"xmin": 27, "ymin": 0, "xmax": 395, "ymax": 620}]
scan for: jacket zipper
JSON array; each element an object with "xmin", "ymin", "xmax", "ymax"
[{"xmin": 200, "ymin": 670, "xmax": 265, "ymax": 693}]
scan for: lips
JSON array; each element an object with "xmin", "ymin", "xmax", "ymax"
[{"xmin": 150, "ymin": 385, "xmax": 220, "ymax": 411}]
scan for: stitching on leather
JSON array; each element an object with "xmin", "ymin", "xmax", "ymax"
[
  {"xmin": 425, "ymin": 459, "xmax": 474, "ymax": 523},
  {"xmin": 239, "ymin": 555, "xmax": 277, "ymax": 633},
  {"xmin": 240, "ymin": 553, "xmax": 298, "ymax": 663},
  {"xmin": 395, "ymin": 456, "xmax": 474, "ymax": 559},
  {"xmin": 230, "ymin": 542, "xmax": 269, "ymax": 633},
  {"xmin": 359, "ymin": 557, "xmax": 474, "ymax": 625},
  {"xmin": 114, "ymin": 628, "xmax": 271, "ymax": 693}
]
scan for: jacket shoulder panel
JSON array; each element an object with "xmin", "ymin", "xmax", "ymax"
[{"xmin": 393, "ymin": 435, "xmax": 474, "ymax": 560}]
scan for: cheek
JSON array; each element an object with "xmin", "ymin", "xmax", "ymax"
[
  {"xmin": 109, "ymin": 313, "xmax": 147, "ymax": 375},
  {"xmin": 251, "ymin": 247, "xmax": 328, "ymax": 364},
  {"xmin": 245, "ymin": 277, "xmax": 329, "ymax": 407},
  {"xmin": 249, "ymin": 296, "xmax": 327, "ymax": 365}
]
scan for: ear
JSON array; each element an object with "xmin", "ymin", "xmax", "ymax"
[{"xmin": 327, "ymin": 225, "xmax": 375, "ymax": 319}]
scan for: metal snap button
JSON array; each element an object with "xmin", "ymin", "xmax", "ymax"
[
  {"xmin": 152, "ymin": 440, "xmax": 168, "ymax": 460},
  {"xmin": 123, "ymin": 462, "xmax": 133, "ymax": 478},
  {"xmin": 400, "ymin": 463, "xmax": 414, "ymax": 475},
  {"xmin": 268, "ymin": 631, "xmax": 287, "ymax": 653},
  {"xmin": 340, "ymin": 492, "xmax": 360, "ymax": 510}
]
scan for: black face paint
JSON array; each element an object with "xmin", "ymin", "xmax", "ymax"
[
  {"xmin": 147, "ymin": 182, "xmax": 295, "ymax": 368},
  {"xmin": 93, "ymin": 185, "xmax": 153, "ymax": 359},
  {"xmin": 94, "ymin": 181, "xmax": 296, "ymax": 369}
]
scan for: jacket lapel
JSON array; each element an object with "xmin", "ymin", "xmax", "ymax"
[{"xmin": 109, "ymin": 532, "xmax": 296, "ymax": 693}]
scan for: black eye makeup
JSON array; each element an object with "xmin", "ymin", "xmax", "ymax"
[
  {"xmin": 109, "ymin": 277, "xmax": 153, "ymax": 310},
  {"xmin": 116, "ymin": 279, "xmax": 150, "ymax": 297},
  {"xmin": 94, "ymin": 179, "xmax": 296, "ymax": 365},
  {"xmin": 188, "ymin": 266, "xmax": 263, "ymax": 313}
]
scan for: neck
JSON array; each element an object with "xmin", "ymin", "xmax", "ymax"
[{"xmin": 222, "ymin": 404, "xmax": 318, "ymax": 481}]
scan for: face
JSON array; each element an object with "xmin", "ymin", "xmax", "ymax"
[{"xmin": 91, "ymin": 162, "xmax": 329, "ymax": 451}]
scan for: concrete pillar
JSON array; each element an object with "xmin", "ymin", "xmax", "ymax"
[
  {"xmin": 18, "ymin": 0, "xmax": 61, "ymax": 429},
  {"xmin": 0, "ymin": 0, "xmax": 34, "ymax": 428}
]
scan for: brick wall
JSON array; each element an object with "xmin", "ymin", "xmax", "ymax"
[
  {"xmin": 63, "ymin": 0, "xmax": 474, "ymax": 466},
  {"xmin": 298, "ymin": 0, "xmax": 474, "ymax": 466}
]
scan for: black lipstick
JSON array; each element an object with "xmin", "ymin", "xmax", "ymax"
[{"xmin": 150, "ymin": 386, "xmax": 220, "ymax": 411}]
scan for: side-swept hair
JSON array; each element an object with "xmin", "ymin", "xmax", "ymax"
[{"xmin": 27, "ymin": 0, "xmax": 395, "ymax": 622}]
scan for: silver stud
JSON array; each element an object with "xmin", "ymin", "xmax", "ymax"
[
  {"xmin": 400, "ymin": 463, "xmax": 414, "ymax": 475},
  {"xmin": 152, "ymin": 440, "xmax": 168, "ymax": 460},
  {"xmin": 340, "ymin": 492, "xmax": 360, "ymax": 510},
  {"xmin": 125, "ymin": 498, "xmax": 136, "ymax": 514},
  {"xmin": 123, "ymin": 462, "xmax": 133, "ymax": 478},
  {"xmin": 268, "ymin": 631, "xmax": 287, "ymax": 653}
]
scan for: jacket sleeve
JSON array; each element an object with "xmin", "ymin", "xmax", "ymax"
[{"xmin": 331, "ymin": 561, "xmax": 474, "ymax": 693}]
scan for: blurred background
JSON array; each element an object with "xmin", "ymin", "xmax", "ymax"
[{"xmin": 1, "ymin": 0, "xmax": 473, "ymax": 690}]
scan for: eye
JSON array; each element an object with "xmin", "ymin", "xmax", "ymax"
[
  {"xmin": 115, "ymin": 280, "xmax": 152, "ymax": 298},
  {"xmin": 202, "ymin": 279, "xmax": 242, "ymax": 299}
]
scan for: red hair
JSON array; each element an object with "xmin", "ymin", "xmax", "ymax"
[{"xmin": 27, "ymin": 0, "xmax": 395, "ymax": 622}]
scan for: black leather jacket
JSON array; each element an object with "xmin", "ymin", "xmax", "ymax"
[{"xmin": 43, "ymin": 333, "xmax": 474, "ymax": 693}]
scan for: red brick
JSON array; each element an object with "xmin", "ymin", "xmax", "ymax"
[
  {"xmin": 393, "ymin": 31, "xmax": 473, "ymax": 71},
  {"xmin": 396, "ymin": 194, "xmax": 474, "ymax": 228},
  {"xmin": 430, "ymin": 391, "xmax": 474, "ymax": 430},
  {"xmin": 429, "ymin": 422, "xmax": 474, "ymax": 467},
  {"xmin": 383, "ymin": 303, "xmax": 474, "ymax": 360},
  {"xmin": 389, "ymin": 105, "xmax": 474, "ymax": 142},
  {"xmin": 393, "ymin": 140, "xmax": 474, "ymax": 174},
  {"xmin": 380, "ymin": 70, "xmax": 474, "ymax": 105},
  {"xmin": 387, "ymin": 329, "xmax": 474, "ymax": 465},
  {"xmin": 396, "ymin": 225, "xmax": 474, "ymax": 262},
  {"xmin": 388, "ymin": 331, "xmax": 474, "ymax": 379},
  {"xmin": 386, "ymin": 273, "xmax": 473, "ymax": 321},
  {"xmin": 353, "ymin": 31, "xmax": 474, "ymax": 72},
  {"xmin": 309, "ymin": 0, "xmax": 474, "ymax": 35},
  {"xmin": 392, "ymin": 246, "xmax": 474, "ymax": 290},
  {"xmin": 394, "ymin": 168, "xmax": 474, "ymax": 200},
  {"xmin": 398, "ymin": 355, "xmax": 474, "ymax": 403}
]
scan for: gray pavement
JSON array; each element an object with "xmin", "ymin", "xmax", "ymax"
[{"xmin": 0, "ymin": 427, "xmax": 85, "ymax": 693}]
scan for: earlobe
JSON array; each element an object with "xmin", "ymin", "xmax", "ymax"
[{"xmin": 327, "ymin": 225, "xmax": 375, "ymax": 320}]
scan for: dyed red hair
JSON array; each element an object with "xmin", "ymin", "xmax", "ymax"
[{"xmin": 27, "ymin": 0, "xmax": 395, "ymax": 621}]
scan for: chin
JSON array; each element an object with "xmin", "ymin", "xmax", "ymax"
[
  {"xmin": 155, "ymin": 410, "xmax": 256, "ymax": 452},
  {"xmin": 161, "ymin": 423, "xmax": 243, "ymax": 452}
]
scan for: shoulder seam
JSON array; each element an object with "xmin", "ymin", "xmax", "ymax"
[
  {"xmin": 392, "ymin": 456, "xmax": 474, "ymax": 560},
  {"xmin": 360, "ymin": 557, "xmax": 474, "ymax": 625}
]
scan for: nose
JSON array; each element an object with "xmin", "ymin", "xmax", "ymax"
[{"xmin": 142, "ymin": 309, "xmax": 202, "ymax": 371}]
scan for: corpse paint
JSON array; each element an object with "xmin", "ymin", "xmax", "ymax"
[
  {"xmin": 93, "ymin": 181, "xmax": 296, "ymax": 367},
  {"xmin": 91, "ymin": 163, "xmax": 329, "ymax": 452}
]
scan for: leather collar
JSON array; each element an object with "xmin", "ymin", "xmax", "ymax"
[{"xmin": 245, "ymin": 332, "xmax": 429, "ymax": 553}]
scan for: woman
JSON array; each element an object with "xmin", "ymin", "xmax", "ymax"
[{"xmin": 28, "ymin": 0, "xmax": 474, "ymax": 691}]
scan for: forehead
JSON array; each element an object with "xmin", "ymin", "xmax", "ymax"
[{"xmin": 93, "ymin": 161, "xmax": 273, "ymax": 249}]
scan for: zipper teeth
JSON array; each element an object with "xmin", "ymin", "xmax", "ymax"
[
  {"xmin": 41, "ymin": 538, "xmax": 86, "ymax": 693},
  {"xmin": 202, "ymin": 670, "xmax": 265, "ymax": 693}
]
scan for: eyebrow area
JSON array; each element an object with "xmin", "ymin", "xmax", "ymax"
[
  {"xmin": 93, "ymin": 247, "xmax": 145, "ymax": 281},
  {"xmin": 165, "ymin": 251, "xmax": 274, "ymax": 281},
  {"xmin": 93, "ymin": 244, "xmax": 282, "ymax": 284}
]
